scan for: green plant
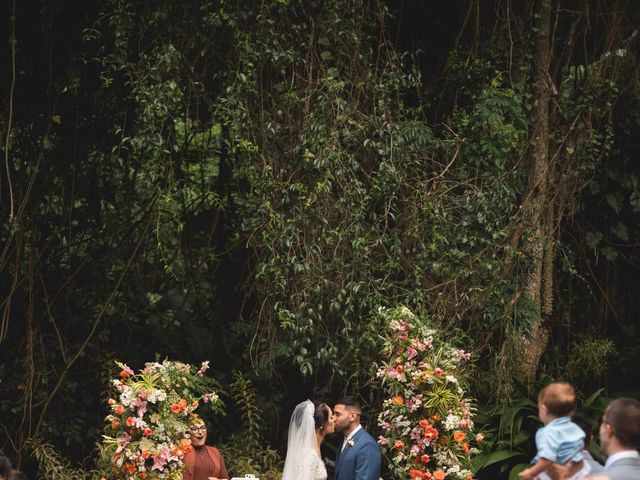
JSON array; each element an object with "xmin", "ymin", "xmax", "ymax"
[
  {"xmin": 26, "ymin": 437, "xmax": 91, "ymax": 480},
  {"xmin": 471, "ymin": 398, "xmax": 538, "ymax": 479},
  {"xmin": 220, "ymin": 373, "xmax": 283, "ymax": 480}
]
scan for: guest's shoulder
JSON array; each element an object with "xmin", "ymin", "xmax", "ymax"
[{"xmin": 206, "ymin": 445, "xmax": 222, "ymax": 455}]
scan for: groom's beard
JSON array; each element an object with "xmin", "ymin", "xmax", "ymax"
[{"xmin": 334, "ymin": 422, "xmax": 349, "ymax": 435}]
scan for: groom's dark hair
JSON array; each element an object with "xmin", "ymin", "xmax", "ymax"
[{"xmin": 336, "ymin": 395, "xmax": 362, "ymax": 415}]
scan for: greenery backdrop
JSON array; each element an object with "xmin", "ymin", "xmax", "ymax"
[{"xmin": 1, "ymin": 0, "xmax": 639, "ymax": 478}]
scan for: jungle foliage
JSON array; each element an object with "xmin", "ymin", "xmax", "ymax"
[{"xmin": 1, "ymin": 0, "xmax": 639, "ymax": 478}]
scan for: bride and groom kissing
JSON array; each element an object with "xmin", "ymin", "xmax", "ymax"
[{"xmin": 282, "ymin": 396, "xmax": 381, "ymax": 480}]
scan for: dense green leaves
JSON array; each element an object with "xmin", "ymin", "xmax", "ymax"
[{"xmin": 1, "ymin": 1, "xmax": 640, "ymax": 478}]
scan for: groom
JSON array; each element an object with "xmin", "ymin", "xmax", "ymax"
[{"xmin": 333, "ymin": 396, "xmax": 381, "ymax": 480}]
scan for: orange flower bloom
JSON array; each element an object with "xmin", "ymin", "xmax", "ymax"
[
  {"xmin": 420, "ymin": 454, "xmax": 430, "ymax": 464},
  {"xmin": 392, "ymin": 396, "xmax": 404, "ymax": 405},
  {"xmin": 433, "ymin": 470, "xmax": 446, "ymax": 480},
  {"xmin": 140, "ymin": 473, "xmax": 147, "ymax": 480},
  {"xmin": 395, "ymin": 365, "xmax": 404, "ymax": 373},
  {"xmin": 462, "ymin": 442, "xmax": 470, "ymax": 452},
  {"xmin": 453, "ymin": 431, "xmax": 466, "ymax": 443},
  {"xmin": 141, "ymin": 451, "xmax": 150, "ymax": 459},
  {"xmin": 143, "ymin": 427, "xmax": 153, "ymax": 436},
  {"xmin": 114, "ymin": 404, "xmax": 125, "ymax": 415},
  {"xmin": 419, "ymin": 419, "xmax": 429, "ymax": 429},
  {"xmin": 107, "ymin": 398, "xmax": 116, "ymax": 405},
  {"xmin": 124, "ymin": 463, "xmax": 137, "ymax": 475},
  {"xmin": 170, "ymin": 403, "xmax": 181, "ymax": 413},
  {"xmin": 410, "ymin": 469, "xmax": 425, "ymax": 479},
  {"xmin": 430, "ymin": 415, "xmax": 440, "ymax": 422},
  {"xmin": 178, "ymin": 398, "xmax": 187, "ymax": 408},
  {"xmin": 111, "ymin": 419, "xmax": 120, "ymax": 429},
  {"xmin": 119, "ymin": 369, "xmax": 130, "ymax": 379},
  {"xmin": 125, "ymin": 416, "xmax": 135, "ymax": 427},
  {"xmin": 179, "ymin": 438, "xmax": 192, "ymax": 453},
  {"xmin": 392, "ymin": 440, "xmax": 404, "ymax": 450},
  {"xmin": 424, "ymin": 426, "xmax": 439, "ymax": 441}
]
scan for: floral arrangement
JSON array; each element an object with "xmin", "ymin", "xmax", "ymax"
[
  {"xmin": 98, "ymin": 360, "xmax": 223, "ymax": 480},
  {"xmin": 376, "ymin": 307, "xmax": 483, "ymax": 480}
]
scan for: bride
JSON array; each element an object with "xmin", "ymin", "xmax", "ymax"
[{"xmin": 282, "ymin": 400, "xmax": 335, "ymax": 480}]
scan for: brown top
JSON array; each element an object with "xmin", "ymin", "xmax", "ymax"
[{"xmin": 182, "ymin": 445, "xmax": 228, "ymax": 480}]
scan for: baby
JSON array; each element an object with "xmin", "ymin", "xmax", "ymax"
[{"xmin": 519, "ymin": 382, "xmax": 586, "ymax": 480}]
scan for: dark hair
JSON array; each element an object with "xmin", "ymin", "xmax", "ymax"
[
  {"xmin": 538, "ymin": 382, "xmax": 576, "ymax": 417},
  {"xmin": 10, "ymin": 470, "xmax": 27, "ymax": 480},
  {"xmin": 335, "ymin": 396, "xmax": 362, "ymax": 414},
  {"xmin": 313, "ymin": 400, "xmax": 330, "ymax": 429},
  {"xmin": 0, "ymin": 453, "xmax": 12, "ymax": 477},
  {"xmin": 571, "ymin": 412, "xmax": 593, "ymax": 446},
  {"xmin": 605, "ymin": 397, "xmax": 640, "ymax": 449}
]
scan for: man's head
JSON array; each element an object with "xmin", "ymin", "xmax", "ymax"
[
  {"xmin": 10, "ymin": 470, "xmax": 27, "ymax": 480},
  {"xmin": 188, "ymin": 418, "xmax": 208, "ymax": 448},
  {"xmin": 0, "ymin": 452, "xmax": 11, "ymax": 480},
  {"xmin": 333, "ymin": 396, "xmax": 362, "ymax": 436},
  {"xmin": 599, "ymin": 397, "xmax": 640, "ymax": 455},
  {"xmin": 538, "ymin": 382, "xmax": 576, "ymax": 422}
]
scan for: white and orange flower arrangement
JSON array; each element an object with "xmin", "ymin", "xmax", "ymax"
[
  {"xmin": 376, "ymin": 307, "xmax": 483, "ymax": 480},
  {"xmin": 98, "ymin": 360, "xmax": 222, "ymax": 480}
]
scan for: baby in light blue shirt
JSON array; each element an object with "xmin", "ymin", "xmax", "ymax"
[{"xmin": 519, "ymin": 383, "xmax": 585, "ymax": 480}]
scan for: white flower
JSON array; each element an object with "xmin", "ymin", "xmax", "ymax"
[
  {"xmin": 444, "ymin": 414, "xmax": 460, "ymax": 430},
  {"xmin": 119, "ymin": 388, "xmax": 135, "ymax": 407},
  {"xmin": 445, "ymin": 375, "xmax": 458, "ymax": 383}
]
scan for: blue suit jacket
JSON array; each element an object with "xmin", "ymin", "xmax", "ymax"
[{"xmin": 335, "ymin": 427, "xmax": 381, "ymax": 480}]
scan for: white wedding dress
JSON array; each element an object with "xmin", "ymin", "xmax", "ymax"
[
  {"xmin": 298, "ymin": 448, "xmax": 327, "ymax": 480},
  {"xmin": 282, "ymin": 401, "xmax": 327, "ymax": 480}
]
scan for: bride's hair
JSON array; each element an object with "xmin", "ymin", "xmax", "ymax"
[{"xmin": 313, "ymin": 400, "xmax": 329, "ymax": 429}]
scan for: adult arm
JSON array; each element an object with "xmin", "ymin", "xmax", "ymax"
[{"xmin": 519, "ymin": 458, "xmax": 552, "ymax": 480}]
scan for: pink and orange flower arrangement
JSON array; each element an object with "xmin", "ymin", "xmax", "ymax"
[
  {"xmin": 376, "ymin": 307, "xmax": 483, "ymax": 479},
  {"xmin": 98, "ymin": 360, "xmax": 222, "ymax": 480}
]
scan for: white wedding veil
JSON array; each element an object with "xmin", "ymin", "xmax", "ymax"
[{"xmin": 282, "ymin": 400, "xmax": 317, "ymax": 480}]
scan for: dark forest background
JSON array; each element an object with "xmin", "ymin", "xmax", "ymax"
[{"xmin": 1, "ymin": 1, "xmax": 639, "ymax": 478}]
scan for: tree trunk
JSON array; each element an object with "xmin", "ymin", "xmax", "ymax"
[{"xmin": 517, "ymin": 0, "xmax": 553, "ymax": 387}]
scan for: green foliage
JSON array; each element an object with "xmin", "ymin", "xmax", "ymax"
[
  {"xmin": 471, "ymin": 398, "xmax": 537, "ymax": 479},
  {"xmin": 2, "ymin": 1, "xmax": 640, "ymax": 479},
  {"xmin": 221, "ymin": 373, "xmax": 283, "ymax": 480},
  {"xmin": 566, "ymin": 334, "xmax": 616, "ymax": 381},
  {"xmin": 26, "ymin": 437, "xmax": 91, "ymax": 480}
]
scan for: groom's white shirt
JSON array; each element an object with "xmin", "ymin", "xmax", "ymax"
[{"xmin": 341, "ymin": 424, "xmax": 362, "ymax": 452}]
